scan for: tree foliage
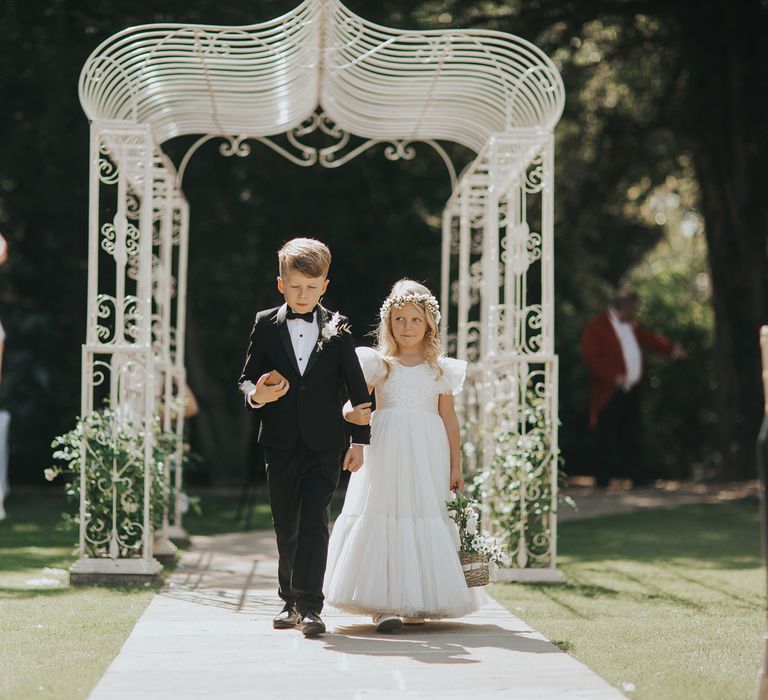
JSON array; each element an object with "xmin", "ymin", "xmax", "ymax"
[{"xmin": 0, "ymin": 0, "xmax": 762, "ymax": 484}]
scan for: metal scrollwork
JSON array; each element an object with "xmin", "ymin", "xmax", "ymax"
[
  {"xmin": 382, "ymin": 141, "xmax": 417, "ymax": 162},
  {"xmin": 171, "ymin": 208, "xmax": 183, "ymax": 246},
  {"xmin": 524, "ymin": 155, "xmax": 545, "ymax": 193},
  {"xmin": 126, "ymin": 190, "xmax": 141, "ymax": 220},
  {"xmin": 97, "ymin": 148, "xmax": 119, "ymax": 185},
  {"xmin": 465, "ymin": 322, "xmax": 481, "ymax": 363},
  {"xmin": 526, "ymin": 230, "xmax": 542, "ymax": 263},
  {"xmin": 220, "ymin": 134, "xmax": 251, "ymax": 158},
  {"xmin": 177, "ymin": 111, "xmax": 460, "ymax": 191},
  {"xmin": 92, "ymin": 294, "xmax": 142, "ymax": 345}
]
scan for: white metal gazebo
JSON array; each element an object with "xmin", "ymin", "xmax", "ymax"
[{"xmin": 73, "ymin": 0, "xmax": 565, "ymax": 583}]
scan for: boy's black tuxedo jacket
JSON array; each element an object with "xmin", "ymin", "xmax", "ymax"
[{"xmin": 238, "ymin": 303, "xmax": 371, "ymax": 451}]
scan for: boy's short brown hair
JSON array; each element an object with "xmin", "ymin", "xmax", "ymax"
[{"xmin": 278, "ymin": 238, "xmax": 331, "ymax": 278}]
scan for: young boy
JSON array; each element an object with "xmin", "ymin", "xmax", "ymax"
[{"xmin": 238, "ymin": 238, "xmax": 371, "ymax": 636}]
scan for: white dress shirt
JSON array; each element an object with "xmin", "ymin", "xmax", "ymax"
[
  {"xmin": 607, "ymin": 308, "xmax": 642, "ymax": 391},
  {"xmin": 247, "ymin": 311, "xmax": 318, "ymax": 407},
  {"xmin": 287, "ymin": 312, "xmax": 319, "ymax": 375}
]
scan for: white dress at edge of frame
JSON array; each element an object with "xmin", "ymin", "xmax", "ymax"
[{"xmin": 324, "ymin": 347, "xmax": 483, "ymax": 618}]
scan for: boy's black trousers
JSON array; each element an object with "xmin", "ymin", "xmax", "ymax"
[{"xmin": 263, "ymin": 439, "xmax": 341, "ymax": 615}]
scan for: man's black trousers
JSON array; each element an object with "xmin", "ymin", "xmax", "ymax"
[{"xmin": 592, "ymin": 386, "xmax": 645, "ymax": 487}]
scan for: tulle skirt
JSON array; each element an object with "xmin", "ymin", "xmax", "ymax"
[{"xmin": 324, "ymin": 406, "xmax": 482, "ymax": 618}]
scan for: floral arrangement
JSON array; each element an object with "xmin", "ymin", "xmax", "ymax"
[
  {"xmin": 317, "ymin": 310, "xmax": 349, "ymax": 351},
  {"xmin": 445, "ymin": 491, "xmax": 507, "ymax": 567},
  {"xmin": 467, "ymin": 385, "xmax": 576, "ymax": 569},
  {"xmin": 379, "ymin": 292, "xmax": 441, "ymax": 325},
  {"xmin": 45, "ymin": 407, "xmax": 188, "ymax": 558}
]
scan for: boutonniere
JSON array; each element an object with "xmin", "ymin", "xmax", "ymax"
[{"xmin": 316, "ymin": 311, "xmax": 350, "ymax": 352}]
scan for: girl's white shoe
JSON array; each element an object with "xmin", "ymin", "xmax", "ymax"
[{"xmin": 373, "ymin": 614, "xmax": 402, "ymax": 632}]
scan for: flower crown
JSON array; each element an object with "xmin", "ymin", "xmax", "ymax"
[{"xmin": 379, "ymin": 292, "xmax": 442, "ymax": 325}]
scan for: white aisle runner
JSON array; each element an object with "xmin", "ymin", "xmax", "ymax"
[{"xmin": 88, "ymin": 531, "xmax": 625, "ymax": 700}]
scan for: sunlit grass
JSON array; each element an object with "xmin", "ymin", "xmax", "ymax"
[
  {"xmin": 0, "ymin": 491, "xmax": 156, "ymax": 700},
  {"xmin": 4, "ymin": 491, "xmax": 760, "ymax": 699},
  {"xmin": 182, "ymin": 489, "xmax": 272, "ymax": 535},
  {"xmin": 491, "ymin": 500, "xmax": 764, "ymax": 700},
  {"xmin": 0, "ymin": 488, "xmax": 275, "ymax": 700}
]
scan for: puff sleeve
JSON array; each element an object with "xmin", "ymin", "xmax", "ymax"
[
  {"xmin": 438, "ymin": 357, "xmax": 467, "ymax": 396},
  {"xmin": 355, "ymin": 346, "xmax": 387, "ymax": 387}
]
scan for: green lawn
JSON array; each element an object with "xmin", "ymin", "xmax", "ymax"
[
  {"xmin": 0, "ymin": 488, "xmax": 272, "ymax": 700},
  {"xmin": 491, "ymin": 500, "xmax": 764, "ymax": 700},
  {"xmin": 0, "ymin": 491, "xmax": 155, "ymax": 700},
  {"xmin": 2, "ymin": 491, "xmax": 763, "ymax": 700},
  {"xmin": 183, "ymin": 489, "xmax": 273, "ymax": 534}
]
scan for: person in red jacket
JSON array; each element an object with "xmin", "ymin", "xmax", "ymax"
[{"xmin": 581, "ymin": 288, "xmax": 686, "ymax": 488}]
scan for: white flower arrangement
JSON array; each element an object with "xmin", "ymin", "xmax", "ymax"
[
  {"xmin": 466, "ymin": 510, "xmax": 479, "ymax": 535},
  {"xmin": 316, "ymin": 310, "xmax": 349, "ymax": 352},
  {"xmin": 446, "ymin": 491, "xmax": 507, "ymax": 566},
  {"xmin": 379, "ymin": 292, "xmax": 441, "ymax": 325},
  {"xmin": 467, "ymin": 531, "xmax": 508, "ymax": 568}
]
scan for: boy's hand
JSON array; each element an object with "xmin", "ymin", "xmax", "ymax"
[
  {"xmin": 344, "ymin": 401, "xmax": 372, "ymax": 426},
  {"xmin": 252, "ymin": 372, "xmax": 289, "ymax": 404},
  {"xmin": 450, "ymin": 466, "xmax": 464, "ymax": 491},
  {"xmin": 343, "ymin": 444, "xmax": 364, "ymax": 472}
]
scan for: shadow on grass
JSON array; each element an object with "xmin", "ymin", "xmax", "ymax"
[
  {"xmin": 0, "ymin": 581, "xmax": 163, "ymax": 599},
  {"xmin": 182, "ymin": 493, "xmax": 272, "ymax": 536},
  {"xmin": 1, "ymin": 489, "xmax": 277, "ymax": 551},
  {"xmin": 0, "ymin": 551, "xmax": 74, "ymax": 571},
  {"xmin": 559, "ymin": 500, "xmax": 760, "ymax": 569},
  {"xmin": 0, "ymin": 586, "xmax": 73, "ymax": 599},
  {"xmin": 181, "ymin": 490, "xmax": 346, "ymax": 537},
  {"xmin": 599, "ymin": 563, "xmax": 708, "ymax": 612},
  {"xmin": 552, "ymin": 581, "xmax": 620, "ymax": 598},
  {"xmin": 662, "ymin": 566, "xmax": 764, "ymax": 610}
]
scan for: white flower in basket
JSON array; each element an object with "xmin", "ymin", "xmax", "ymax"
[{"xmin": 446, "ymin": 491, "xmax": 506, "ymax": 587}]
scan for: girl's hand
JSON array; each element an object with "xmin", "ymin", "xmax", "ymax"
[
  {"xmin": 450, "ymin": 467, "xmax": 464, "ymax": 491},
  {"xmin": 343, "ymin": 444, "xmax": 365, "ymax": 472},
  {"xmin": 343, "ymin": 401, "xmax": 372, "ymax": 426}
]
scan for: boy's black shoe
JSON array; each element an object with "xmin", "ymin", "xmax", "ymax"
[
  {"xmin": 273, "ymin": 604, "xmax": 301, "ymax": 629},
  {"xmin": 300, "ymin": 612, "xmax": 326, "ymax": 636}
]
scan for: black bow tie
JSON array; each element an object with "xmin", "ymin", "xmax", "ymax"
[{"xmin": 286, "ymin": 308, "xmax": 316, "ymax": 323}]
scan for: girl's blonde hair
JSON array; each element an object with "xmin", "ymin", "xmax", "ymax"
[{"xmin": 375, "ymin": 279, "xmax": 443, "ymax": 378}]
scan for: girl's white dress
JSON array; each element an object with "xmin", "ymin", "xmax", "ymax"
[{"xmin": 324, "ymin": 347, "xmax": 481, "ymax": 618}]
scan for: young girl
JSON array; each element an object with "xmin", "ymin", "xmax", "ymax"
[{"xmin": 323, "ymin": 279, "xmax": 481, "ymax": 631}]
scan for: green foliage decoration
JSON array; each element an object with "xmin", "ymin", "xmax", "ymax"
[
  {"xmin": 45, "ymin": 408, "xmax": 182, "ymax": 558},
  {"xmin": 470, "ymin": 388, "xmax": 574, "ymax": 568}
]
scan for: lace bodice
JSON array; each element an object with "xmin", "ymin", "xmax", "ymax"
[{"xmin": 356, "ymin": 347, "xmax": 466, "ymax": 414}]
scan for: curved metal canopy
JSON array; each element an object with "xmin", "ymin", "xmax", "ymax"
[{"xmin": 78, "ymin": 0, "xmax": 564, "ymax": 154}]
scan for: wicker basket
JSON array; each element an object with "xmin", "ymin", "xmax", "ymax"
[{"xmin": 459, "ymin": 550, "xmax": 490, "ymax": 587}]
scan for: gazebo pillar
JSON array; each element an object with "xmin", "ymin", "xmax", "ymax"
[
  {"xmin": 166, "ymin": 195, "xmax": 191, "ymax": 546},
  {"xmin": 486, "ymin": 133, "xmax": 562, "ymax": 582},
  {"xmin": 70, "ymin": 119, "xmax": 162, "ymax": 585},
  {"xmin": 150, "ymin": 160, "xmax": 179, "ymax": 566}
]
